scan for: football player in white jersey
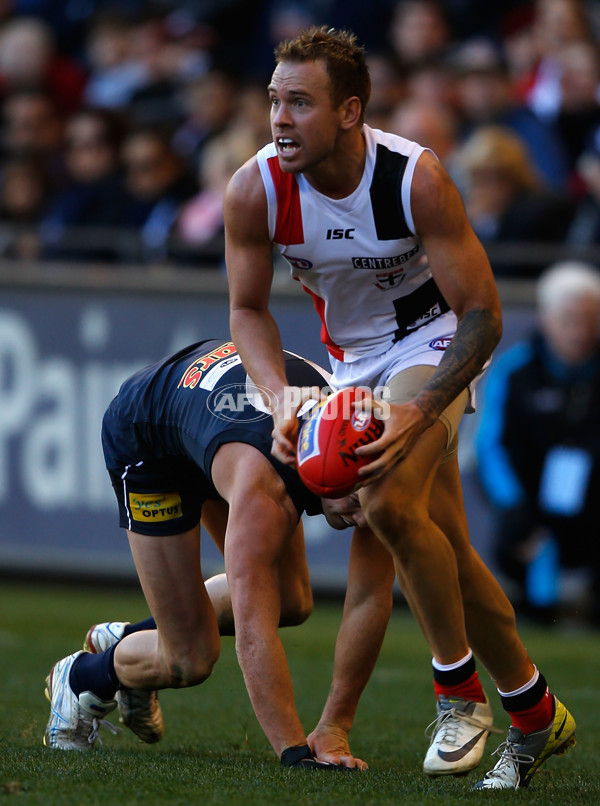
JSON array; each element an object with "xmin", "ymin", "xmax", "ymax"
[{"xmin": 225, "ymin": 26, "xmax": 576, "ymax": 790}]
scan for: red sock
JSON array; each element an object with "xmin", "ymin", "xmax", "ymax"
[
  {"xmin": 506, "ymin": 687, "xmax": 554, "ymax": 735},
  {"xmin": 434, "ymin": 670, "xmax": 486, "ymax": 703}
]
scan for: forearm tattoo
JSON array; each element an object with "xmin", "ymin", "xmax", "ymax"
[{"xmin": 414, "ymin": 308, "xmax": 502, "ymax": 423}]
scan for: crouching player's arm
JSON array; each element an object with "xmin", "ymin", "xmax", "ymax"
[{"xmin": 312, "ymin": 500, "xmax": 396, "ymax": 770}]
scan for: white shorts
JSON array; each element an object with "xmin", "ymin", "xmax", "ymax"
[{"xmin": 328, "ymin": 312, "xmax": 484, "ymax": 414}]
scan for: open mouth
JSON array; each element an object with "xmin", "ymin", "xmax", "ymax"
[{"xmin": 277, "ymin": 137, "xmax": 300, "ymax": 155}]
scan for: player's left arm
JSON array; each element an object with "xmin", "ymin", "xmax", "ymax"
[
  {"xmin": 410, "ymin": 151, "xmax": 503, "ymax": 423},
  {"xmin": 356, "ymin": 153, "xmax": 502, "ymax": 478}
]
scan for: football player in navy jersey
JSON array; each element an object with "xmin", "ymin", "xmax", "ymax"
[
  {"xmin": 225, "ymin": 26, "xmax": 576, "ymax": 789},
  {"xmin": 42, "ymin": 339, "xmax": 371, "ymax": 769}
]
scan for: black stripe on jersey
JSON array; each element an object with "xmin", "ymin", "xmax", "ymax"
[
  {"xmin": 369, "ymin": 144, "xmax": 411, "ymax": 240},
  {"xmin": 393, "ymin": 278, "xmax": 450, "ymax": 341}
]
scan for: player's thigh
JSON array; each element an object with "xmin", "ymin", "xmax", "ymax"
[
  {"xmin": 201, "ymin": 498, "xmax": 229, "ymax": 555},
  {"xmin": 127, "ymin": 525, "xmax": 217, "ymax": 649},
  {"xmin": 361, "ymin": 419, "xmax": 448, "ymax": 518},
  {"xmin": 385, "ymin": 364, "xmax": 468, "ymax": 455}
]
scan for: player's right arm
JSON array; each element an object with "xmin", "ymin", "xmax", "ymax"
[
  {"xmin": 225, "ymin": 158, "xmax": 298, "ymax": 463},
  {"xmin": 308, "ymin": 525, "xmax": 395, "ymax": 768}
]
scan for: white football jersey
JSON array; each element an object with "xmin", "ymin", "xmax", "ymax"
[{"xmin": 257, "ymin": 125, "xmax": 455, "ymax": 363}]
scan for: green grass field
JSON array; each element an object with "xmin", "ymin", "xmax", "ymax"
[{"xmin": 1, "ymin": 581, "xmax": 598, "ymax": 805}]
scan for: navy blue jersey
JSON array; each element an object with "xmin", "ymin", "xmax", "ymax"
[{"xmin": 102, "ymin": 339, "xmax": 327, "ymax": 535}]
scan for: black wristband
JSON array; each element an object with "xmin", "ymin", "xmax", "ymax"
[{"xmin": 281, "ymin": 744, "xmax": 313, "ymax": 767}]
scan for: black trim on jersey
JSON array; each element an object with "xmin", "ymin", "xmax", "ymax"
[
  {"xmin": 369, "ymin": 144, "xmax": 411, "ymax": 241},
  {"xmin": 393, "ymin": 278, "xmax": 450, "ymax": 342}
]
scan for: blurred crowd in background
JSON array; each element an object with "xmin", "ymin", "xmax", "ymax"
[
  {"xmin": 2, "ymin": 0, "xmax": 600, "ymax": 623},
  {"xmin": 1, "ymin": 0, "xmax": 600, "ymax": 270}
]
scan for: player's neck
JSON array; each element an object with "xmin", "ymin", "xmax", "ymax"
[{"xmin": 303, "ymin": 129, "xmax": 366, "ymax": 199}]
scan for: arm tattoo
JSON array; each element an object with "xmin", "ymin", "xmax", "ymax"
[{"xmin": 413, "ymin": 308, "xmax": 501, "ymax": 423}]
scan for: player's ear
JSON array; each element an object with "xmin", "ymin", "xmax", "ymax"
[{"xmin": 339, "ymin": 96, "xmax": 361, "ymax": 130}]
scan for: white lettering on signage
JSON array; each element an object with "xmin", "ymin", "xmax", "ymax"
[{"xmin": 0, "ymin": 310, "xmax": 141, "ymax": 510}]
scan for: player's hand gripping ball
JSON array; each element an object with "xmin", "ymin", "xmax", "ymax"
[{"xmin": 296, "ymin": 387, "xmax": 384, "ymax": 498}]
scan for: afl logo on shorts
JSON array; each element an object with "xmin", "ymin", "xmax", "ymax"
[
  {"xmin": 286, "ymin": 255, "xmax": 313, "ymax": 270},
  {"xmin": 429, "ymin": 337, "xmax": 453, "ymax": 351}
]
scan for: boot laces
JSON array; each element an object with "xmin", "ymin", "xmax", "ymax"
[{"xmin": 480, "ymin": 737, "xmax": 535, "ymax": 787}]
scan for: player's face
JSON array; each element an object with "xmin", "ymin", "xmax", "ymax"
[
  {"xmin": 321, "ymin": 493, "xmax": 368, "ymax": 530},
  {"xmin": 268, "ymin": 59, "xmax": 344, "ymax": 174},
  {"xmin": 542, "ymin": 295, "xmax": 600, "ymax": 364}
]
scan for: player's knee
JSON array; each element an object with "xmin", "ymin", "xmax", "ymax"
[
  {"xmin": 363, "ymin": 489, "xmax": 422, "ymax": 550},
  {"xmin": 166, "ymin": 644, "xmax": 220, "ymax": 688}
]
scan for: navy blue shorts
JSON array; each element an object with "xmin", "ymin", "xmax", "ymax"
[{"xmin": 102, "ymin": 340, "xmax": 326, "ymax": 536}]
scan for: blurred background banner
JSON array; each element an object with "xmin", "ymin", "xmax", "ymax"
[{"xmin": 0, "ymin": 265, "xmax": 534, "ymax": 591}]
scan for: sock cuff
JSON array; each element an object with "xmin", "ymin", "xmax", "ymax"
[
  {"xmin": 500, "ymin": 672, "xmax": 548, "ymax": 713},
  {"xmin": 432, "ymin": 649, "xmax": 473, "ymax": 673},
  {"xmin": 432, "ymin": 652, "xmax": 476, "ymax": 686}
]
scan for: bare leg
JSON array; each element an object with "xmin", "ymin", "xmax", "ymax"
[
  {"xmin": 430, "ymin": 457, "xmax": 534, "ymax": 691},
  {"xmin": 361, "ymin": 421, "xmax": 470, "ymax": 664},
  {"xmin": 114, "ymin": 525, "xmax": 220, "ymax": 690}
]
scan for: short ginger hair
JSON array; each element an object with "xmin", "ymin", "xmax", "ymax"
[{"xmin": 274, "ymin": 26, "xmax": 371, "ymax": 123}]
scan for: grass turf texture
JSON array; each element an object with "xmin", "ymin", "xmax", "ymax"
[{"xmin": 1, "ymin": 581, "xmax": 598, "ymax": 805}]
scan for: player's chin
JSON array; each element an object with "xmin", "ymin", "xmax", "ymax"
[{"xmin": 276, "ymin": 151, "xmax": 307, "ymax": 174}]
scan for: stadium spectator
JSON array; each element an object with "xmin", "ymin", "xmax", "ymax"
[
  {"xmin": 389, "ymin": 98, "xmax": 460, "ymax": 173},
  {"xmin": 82, "ymin": 12, "xmax": 153, "ymax": 111},
  {"xmin": 476, "ymin": 261, "xmax": 600, "ymax": 627},
  {"xmin": 120, "ymin": 127, "xmax": 197, "ymax": 262},
  {"xmin": 118, "ymin": 12, "xmax": 187, "ymax": 128},
  {"xmin": 364, "ymin": 52, "xmax": 406, "ymax": 132},
  {"xmin": 455, "ymin": 125, "xmax": 574, "ymax": 276},
  {"xmin": 42, "ymin": 339, "xmax": 367, "ymax": 769},
  {"xmin": 39, "ymin": 107, "xmax": 129, "ymax": 262},
  {"xmin": 229, "ymin": 80, "xmax": 273, "ymax": 151},
  {"xmin": 388, "ymin": 0, "xmax": 452, "ymax": 71},
  {"xmin": 403, "ymin": 55, "xmax": 458, "ymax": 112},
  {"xmin": 172, "ymin": 69, "xmax": 238, "ymax": 172},
  {"xmin": 0, "ymin": 16, "xmax": 86, "ymax": 115},
  {"xmin": 0, "ymin": 155, "xmax": 48, "ymax": 258},
  {"xmin": 1, "ymin": 90, "xmax": 65, "ymax": 190},
  {"xmin": 552, "ymin": 40, "xmax": 600, "ymax": 175},
  {"xmin": 523, "ymin": 0, "xmax": 592, "ymax": 121},
  {"xmin": 175, "ymin": 131, "xmax": 261, "ymax": 265},
  {"xmin": 225, "ymin": 26, "xmax": 576, "ymax": 790},
  {"xmin": 450, "ymin": 37, "xmax": 570, "ymax": 192},
  {"xmin": 567, "ymin": 124, "xmax": 600, "ymax": 245}
]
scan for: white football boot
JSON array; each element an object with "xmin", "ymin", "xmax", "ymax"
[
  {"xmin": 424, "ymin": 694, "xmax": 496, "ymax": 775},
  {"xmin": 43, "ymin": 651, "xmax": 118, "ymax": 750}
]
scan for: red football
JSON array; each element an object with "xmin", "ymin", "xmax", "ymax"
[{"xmin": 296, "ymin": 387, "xmax": 384, "ymax": 498}]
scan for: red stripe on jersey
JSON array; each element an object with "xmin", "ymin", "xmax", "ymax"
[
  {"xmin": 301, "ymin": 283, "xmax": 345, "ymax": 360},
  {"xmin": 267, "ymin": 156, "xmax": 304, "ymax": 245}
]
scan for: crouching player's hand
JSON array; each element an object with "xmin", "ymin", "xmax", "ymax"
[{"xmin": 307, "ymin": 723, "xmax": 368, "ymax": 771}]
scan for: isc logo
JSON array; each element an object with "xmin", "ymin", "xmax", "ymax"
[{"xmin": 326, "ymin": 228, "xmax": 355, "ymax": 240}]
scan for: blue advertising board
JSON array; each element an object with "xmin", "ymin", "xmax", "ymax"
[
  {"xmin": 0, "ymin": 270, "xmax": 535, "ymax": 589},
  {"xmin": 0, "ymin": 274, "xmax": 354, "ymax": 587}
]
